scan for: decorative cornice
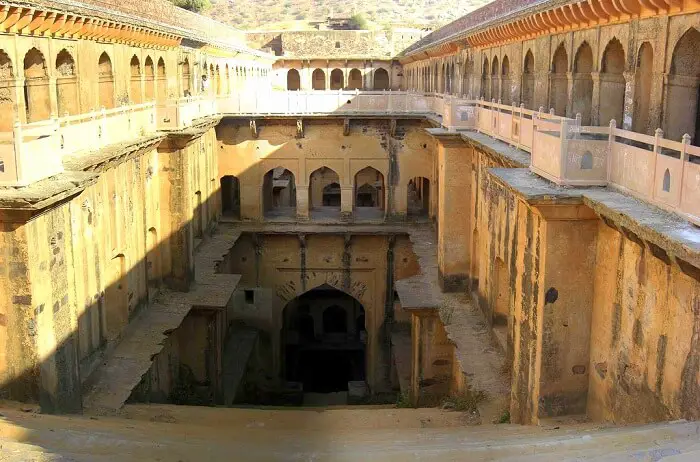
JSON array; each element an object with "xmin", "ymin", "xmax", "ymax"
[{"xmin": 0, "ymin": 4, "xmax": 181, "ymax": 48}]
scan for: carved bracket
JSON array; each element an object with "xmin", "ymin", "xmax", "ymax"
[
  {"xmin": 390, "ymin": 119, "xmax": 397, "ymax": 137},
  {"xmin": 296, "ymin": 118, "xmax": 304, "ymax": 138},
  {"xmin": 343, "ymin": 118, "xmax": 350, "ymax": 136},
  {"xmin": 250, "ymin": 119, "xmax": 258, "ymax": 139}
]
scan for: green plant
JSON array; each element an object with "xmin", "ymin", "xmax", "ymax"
[
  {"xmin": 348, "ymin": 13, "xmax": 369, "ymax": 30},
  {"xmin": 440, "ymin": 389, "xmax": 486, "ymax": 412},
  {"xmin": 169, "ymin": 0, "xmax": 212, "ymax": 13},
  {"xmin": 395, "ymin": 391, "xmax": 415, "ymax": 408},
  {"xmin": 497, "ymin": 409, "xmax": 510, "ymax": 424}
]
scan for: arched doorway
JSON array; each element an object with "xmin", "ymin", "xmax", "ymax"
[
  {"xmin": 550, "ymin": 44, "xmax": 569, "ymax": 116},
  {"xmin": 374, "ymin": 68, "xmax": 389, "ymax": 90},
  {"xmin": 309, "ymin": 167, "xmax": 341, "ymax": 218},
  {"xmin": 263, "ymin": 167, "xmax": 296, "ymax": 219},
  {"xmin": 633, "ymin": 42, "xmax": 653, "ymax": 134},
  {"xmin": 23, "ymin": 48, "xmax": 50, "ymax": 122},
  {"xmin": 348, "ymin": 68, "xmax": 362, "ymax": 90},
  {"xmin": 130, "ymin": 55, "xmax": 142, "ymax": 104},
  {"xmin": 287, "ymin": 69, "xmax": 300, "ymax": 90},
  {"xmin": 572, "ymin": 42, "xmax": 593, "ymax": 124},
  {"xmin": 407, "ymin": 177, "xmax": 430, "ymax": 218},
  {"xmin": 490, "ymin": 56, "xmax": 499, "ymax": 102},
  {"xmin": 501, "ymin": 55, "xmax": 511, "ymax": 105},
  {"xmin": 664, "ymin": 28, "xmax": 700, "ymax": 145},
  {"xmin": 481, "ymin": 57, "xmax": 489, "ymax": 99},
  {"xmin": 144, "ymin": 56, "xmax": 155, "ymax": 101},
  {"xmin": 55, "ymin": 49, "xmax": 78, "ymax": 116},
  {"xmin": 98, "ymin": 52, "xmax": 115, "ymax": 109},
  {"xmin": 599, "ymin": 38, "xmax": 626, "ymax": 127},
  {"xmin": 282, "ymin": 285, "xmax": 366, "ymax": 400},
  {"xmin": 157, "ymin": 58, "xmax": 167, "ymax": 103},
  {"xmin": 354, "ymin": 167, "xmax": 384, "ymax": 219},
  {"xmin": 181, "ymin": 58, "xmax": 191, "ymax": 97},
  {"xmin": 312, "ymin": 69, "xmax": 326, "ymax": 90},
  {"xmin": 330, "ymin": 68, "xmax": 343, "ymax": 90},
  {"xmin": 0, "ymin": 50, "xmax": 15, "ymax": 131},
  {"xmin": 522, "ymin": 50, "xmax": 535, "ymax": 110}
]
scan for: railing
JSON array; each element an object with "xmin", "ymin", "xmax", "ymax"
[
  {"xmin": 0, "ymin": 103, "xmax": 156, "ymax": 186},
  {"xmin": 156, "ymin": 96, "xmax": 217, "ymax": 130},
  {"xmin": 1, "ymin": 89, "xmax": 698, "ymax": 227}
]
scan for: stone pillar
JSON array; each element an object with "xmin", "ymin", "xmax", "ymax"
[
  {"xmin": 410, "ymin": 308, "xmax": 454, "ymax": 406},
  {"xmin": 340, "ymin": 185, "xmax": 353, "ymax": 220},
  {"xmin": 565, "ymin": 72, "xmax": 574, "ymax": 118},
  {"xmin": 296, "ymin": 185, "xmax": 309, "ymax": 220},
  {"xmin": 433, "ymin": 130, "xmax": 470, "ymax": 292},
  {"xmin": 48, "ymin": 76, "xmax": 59, "ymax": 118},
  {"xmin": 621, "ymin": 71, "xmax": 635, "ymax": 131},
  {"xmin": 591, "ymin": 72, "xmax": 601, "ymax": 126},
  {"xmin": 509, "ymin": 201, "xmax": 599, "ymax": 424}
]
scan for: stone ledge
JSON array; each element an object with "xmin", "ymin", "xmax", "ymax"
[{"xmin": 489, "ymin": 167, "xmax": 700, "ymax": 271}]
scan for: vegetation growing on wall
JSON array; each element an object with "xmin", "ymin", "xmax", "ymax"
[{"xmin": 170, "ymin": 0, "xmax": 212, "ymax": 13}]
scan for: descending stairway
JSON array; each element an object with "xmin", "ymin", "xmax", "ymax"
[{"xmin": 81, "ymin": 228, "xmax": 242, "ymax": 415}]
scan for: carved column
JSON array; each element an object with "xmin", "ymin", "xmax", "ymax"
[
  {"xmin": 621, "ymin": 71, "xmax": 636, "ymax": 131},
  {"xmin": 565, "ymin": 71, "xmax": 574, "ymax": 118},
  {"xmin": 591, "ymin": 71, "xmax": 601, "ymax": 126}
]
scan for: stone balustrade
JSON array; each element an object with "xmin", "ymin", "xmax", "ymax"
[
  {"xmin": 2, "ymin": 89, "xmax": 698, "ymax": 226},
  {"xmin": 0, "ymin": 102, "xmax": 156, "ymax": 186}
]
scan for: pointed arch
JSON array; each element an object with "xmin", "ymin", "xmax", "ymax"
[
  {"xmin": 309, "ymin": 166, "xmax": 340, "ymax": 209},
  {"xmin": 287, "ymin": 69, "xmax": 301, "ymax": 91},
  {"xmin": 0, "ymin": 49, "xmax": 15, "ymax": 130},
  {"xmin": 181, "ymin": 57, "xmax": 191, "ymax": 96},
  {"xmin": 550, "ymin": 43, "xmax": 568, "ymax": 116},
  {"xmin": 98, "ymin": 52, "xmax": 115, "ymax": 109},
  {"xmin": 263, "ymin": 167, "xmax": 296, "ymax": 218},
  {"xmin": 330, "ymin": 68, "xmax": 344, "ymax": 90},
  {"xmin": 354, "ymin": 166, "xmax": 384, "ymax": 210},
  {"xmin": 572, "ymin": 42, "xmax": 593, "ymax": 123},
  {"xmin": 23, "ymin": 48, "xmax": 50, "ymax": 122},
  {"xmin": 157, "ymin": 57, "xmax": 167, "ymax": 103},
  {"xmin": 130, "ymin": 55, "xmax": 142, "ymax": 104},
  {"xmin": 348, "ymin": 68, "xmax": 362, "ymax": 90},
  {"xmin": 599, "ymin": 38, "xmax": 626, "ymax": 126},
  {"xmin": 633, "ymin": 42, "xmax": 653, "ymax": 134},
  {"xmin": 312, "ymin": 68, "xmax": 326, "ymax": 90},
  {"xmin": 491, "ymin": 56, "xmax": 499, "ymax": 101},
  {"xmin": 374, "ymin": 68, "xmax": 389, "ymax": 90},
  {"xmin": 522, "ymin": 50, "xmax": 535, "ymax": 110},
  {"xmin": 144, "ymin": 56, "xmax": 155, "ymax": 101},
  {"xmin": 501, "ymin": 55, "xmax": 511, "ymax": 105},
  {"xmin": 55, "ymin": 49, "xmax": 78, "ymax": 116},
  {"xmin": 664, "ymin": 27, "xmax": 700, "ymax": 144}
]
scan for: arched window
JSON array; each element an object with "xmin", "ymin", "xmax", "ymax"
[
  {"xmin": 573, "ymin": 42, "xmax": 593, "ymax": 124},
  {"xmin": 374, "ymin": 68, "xmax": 389, "ymax": 90},
  {"xmin": 98, "ymin": 52, "xmax": 115, "ymax": 109},
  {"xmin": 665, "ymin": 28, "xmax": 700, "ymax": 145},
  {"xmin": 312, "ymin": 68, "xmax": 326, "ymax": 90},
  {"xmin": 348, "ymin": 68, "xmax": 362, "ymax": 90},
  {"xmin": 287, "ymin": 69, "xmax": 300, "ymax": 91},
  {"xmin": 309, "ymin": 167, "xmax": 340, "ymax": 212},
  {"xmin": 144, "ymin": 56, "xmax": 155, "ymax": 101},
  {"xmin": 23, "ymin": 48, "xmax": 50, "ymax": 122},
  {"xmin": 55, "ymin": 49, "xmax": 78, "ymax": 116},
  {"xmin": 550, "ymin": 44, "xmax": 569, "ymax": 116},
  {"xmin": 633, "ymin": 43, "xmax": 653, "ymax": 134},
  {"xmin": 330, "ymin": 68, "xmax": 343, "ymax": 90},
  {"xmin": 407, "ymin": 177, "xmax": 430, "ymax": 218},
  {"xmin": 490, "ymin": 56, "xmax": 499, "ymax": 102},
  {"xmin": 130, "ymin": 55, "xmax": 142, "ymax": 104},
  {"xmin": 481, "ymin": 57, "xmax": 489, "ymax": 99},
  {"xmin": 181, "ymin": 58, "xmax": 191, "ymax": 97},
  {"xmin": 501, "ymin": 55, "xmax": 511, "ymax": 105},
  {"xmin": 0, "ymin": 50, "xmax": 15, "ymax": 130},
  {"xmin": 157, "ymin": 58, "xmax": 167, "ymax": 103},
  {"xmin": 522, "ymin": 50, "xmax": 535, "ymax": 110},
  {"xmin": 263, "ymin": 167, "xmax": 296, "ymax": 218},
  {"xmin": 354, "ymin": 167, "xmax": 384, "ymax": 209},
  {"xmin": 599, "ymin": 38, "xmax": 626, "ymax": 127}
]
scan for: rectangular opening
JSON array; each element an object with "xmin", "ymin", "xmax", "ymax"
[{"xmin": 244, "ymin": 289, "xmax": 255, "ymax": 304}]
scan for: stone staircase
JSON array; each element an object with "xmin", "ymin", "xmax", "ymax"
[{"xmin": 81, "ymin": 228, "xmax": 242, "ymax": 415}]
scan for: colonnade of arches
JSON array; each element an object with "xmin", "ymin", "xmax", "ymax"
[
  {"xmin": 220, "ymin": 167, "xmax": 432, "ymax": 221},
  {"xmin": 0, "ymin": 46, "xmax": 270, "ymax": 129},
  {"xmin": 403, "ymin": 27, "xmax": 700, "ymax": 145},
  {"xmin": 286, "ymin": 67, "xmax": 389, "ymax": 91}
]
